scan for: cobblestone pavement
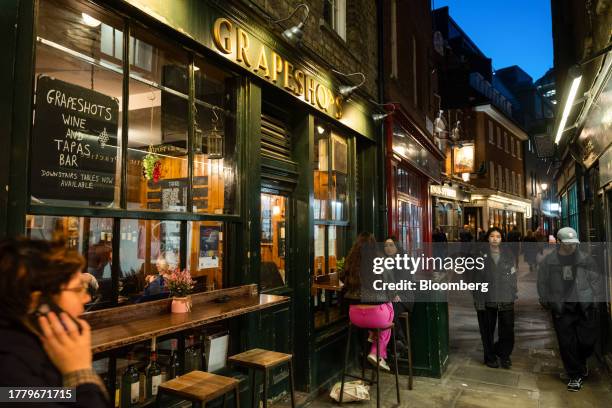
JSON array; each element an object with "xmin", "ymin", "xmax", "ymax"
[{"xmin": 305, "ymin": 257, "xmax": 612, "ymax": 408}]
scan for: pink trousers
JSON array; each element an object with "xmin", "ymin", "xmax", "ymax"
[{"xmin": 349, "ymin": 302, "xmax": 394, "ymax": 359}]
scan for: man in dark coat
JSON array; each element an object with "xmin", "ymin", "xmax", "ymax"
[{"xmin": 537, "ymin": 227, "xmax": 603, "ymax": 392}]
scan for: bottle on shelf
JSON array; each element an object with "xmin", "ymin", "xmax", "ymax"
[
  {"xmin": 167, "ymin": 339, "xmax": 180, "ymax": 379},
  {"xmin": 114, "ymin": 377, "xmax": 120, "ymax": 408},
  {"xmin": 146, "ymin": 349, "xmax": 162, "ymax": 399},
  {"xmin": 121, "ymin": 353, "xmax": 140, "ymax": 407},
  {"xmin": 185, "ymin": 335, "xmax": 201, "ymax": 372}
]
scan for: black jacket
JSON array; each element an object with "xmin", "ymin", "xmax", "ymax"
[
  {"xmin": 0, "ymin": 317, "xmax": 109, "ymax": 407},
  {"xmin": 471, "ymin": 248, "xmax": 517, "ymax": 310}
]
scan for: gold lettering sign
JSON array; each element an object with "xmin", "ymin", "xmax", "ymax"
[{"xmin": 211, "ymin": 17, "xmax": 343, "ymax": 119}]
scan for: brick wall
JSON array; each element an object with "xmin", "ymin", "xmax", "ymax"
[{"xmin": 248, "ymin": 0, "xmax": 379, "ymax": 99}]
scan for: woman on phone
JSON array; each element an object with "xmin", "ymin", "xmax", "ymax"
[{"xmin": 0, "ymin": 238, "xmax": 110, "ymax": 407}]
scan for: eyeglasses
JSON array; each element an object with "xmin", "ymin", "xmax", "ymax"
[{"xmin": 61, "ymin": 283, "xmax": 89, "ymax": 295}]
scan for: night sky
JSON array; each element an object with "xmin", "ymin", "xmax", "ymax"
[{"xmin": 432, "ymin": 0, "xmax": 553, "ymax": 81}]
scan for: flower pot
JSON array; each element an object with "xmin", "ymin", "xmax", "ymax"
[{"xmin": 171, "ymin": 296, "xmax": 192, "ymax": 313}]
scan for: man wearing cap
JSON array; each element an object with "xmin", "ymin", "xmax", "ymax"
[{"xmin": 537, "ymin": 227, "xmax": 603, "ymax": 392}]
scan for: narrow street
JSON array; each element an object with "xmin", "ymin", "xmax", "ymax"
[{"xmin": 308, "ymin": 256, "xmax": 612, "ymax": 407}]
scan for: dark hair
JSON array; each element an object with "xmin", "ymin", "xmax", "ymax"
[
  {"xmin": 0, "ymin": 238, "xmax": 85, "ymax": 318},
  {"xmin": 341, "ymin": 232, "xmax": 376, "ymax": 295},
  {"xmin": 384, "ymin": 236, "xmax": 404, "ymax": 255},
  {"xmin": 485, "ymin": 227, "xmax": 504, "ymax": 241}
]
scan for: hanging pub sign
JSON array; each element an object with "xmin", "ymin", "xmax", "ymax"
[{"xmin": 30, "ymin": 76, "xmax": 119, "ymax": 203}]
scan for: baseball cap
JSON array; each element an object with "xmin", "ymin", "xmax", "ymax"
[{"xmin": 557, "ymin": 227, "xmax": 579, "ymax": 244}]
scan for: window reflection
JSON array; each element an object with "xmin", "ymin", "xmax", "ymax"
[
  {"xmin": 260, "ymin": 194, "xmax": 287, "ymax": 290},
  {"xmin": 25, "ymin": 215, "xmax": 114, "ymax": 308},
  {"xmin": 119, "ymin": 219, "xmax": 180, "ymax": 303}
]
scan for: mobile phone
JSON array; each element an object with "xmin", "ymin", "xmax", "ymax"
[{"xmin": 29, "ymin": 295, "xmax": 83, "ymax": 335}]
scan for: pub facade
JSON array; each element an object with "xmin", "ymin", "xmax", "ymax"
[{"xmin": 0, "ymin": 0, "xmax": 382, "ymax": 405}]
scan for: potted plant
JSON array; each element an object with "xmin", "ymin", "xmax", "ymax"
[{"xmin": 165, "ymin": 268, "xmax": 195, "ymax": 313}]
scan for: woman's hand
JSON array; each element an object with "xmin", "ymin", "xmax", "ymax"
[{"xmin": 38, "ymin": 312, "xmax": 92, "ymax": 374}]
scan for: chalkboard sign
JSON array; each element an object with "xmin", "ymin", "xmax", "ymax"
[{"xmin": 30, "ymin": 76, "xmax": 119, "ymax": 203}]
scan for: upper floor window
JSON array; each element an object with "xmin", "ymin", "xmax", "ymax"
[
  {"xmin": 323, "ymin": 0, "xmax": 347, "ymax": 40},
  {"xmin": 488, "ymin": 121, "xmax": 494, "ymax": 144},
  {"xmin": 504, "ymin": 132, "xmax": 509, "ymax": 153},
  {"xmin": 511, "ymin": 136, "xmax": 515, "ymax": 156},
  {"xmin": 496, "ymin": 127, "xmax": 501, "ymax": 148},
  {"xmin": 517, "ymin": 140, "xmax": 522, "ymax": 159}
]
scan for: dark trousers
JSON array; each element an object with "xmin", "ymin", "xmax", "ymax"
[
  {"xmin": 552, "ymin": 308, "xmax": 598, "ymax": 378},
  {"xmin": 476, "ymin": 306, "xmax": 515, "ymax": 362},
  {"xmin": 392, "ymin": 302, "xmax": 412, "ymax": 344}
]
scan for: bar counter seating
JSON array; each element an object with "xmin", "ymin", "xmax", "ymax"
[{"xmin": 83, "ymin": 284, "xmax": 290, "ymax": 407}]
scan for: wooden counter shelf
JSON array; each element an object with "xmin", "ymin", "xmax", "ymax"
[{"xmin": 83, "ymin": 284, "xmax": 289, "ymax": 354}]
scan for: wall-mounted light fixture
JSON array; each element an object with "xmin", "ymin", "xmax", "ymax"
[
  {"xmin": 540, "ymin": 182, "xmax": 548, "ymax": 191},
  {"xmin": 271, "ymin": 4, "xmax": 310, "ymax": 46},
  {"xmin": 554, "ymin": 65, "xmax": 583, "ymax": 144},
  {"xmin": 369, "ymin": 101, "xmax": 397, "ymax": 122},
  {"xmin": 82, "ymin": 13, "xmax": 101, "ymax": 27},
  {"xmin": 333, "ymin": 70, "xmax": 366, "ymax": 100}
]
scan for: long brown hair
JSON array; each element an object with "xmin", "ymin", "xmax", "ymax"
[{"xmin": 341, "ymin": 232, "xmax": 376, "ymax": 294}]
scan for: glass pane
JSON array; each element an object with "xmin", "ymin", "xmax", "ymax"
[
  {"xmin": 314, "ymin": 123, "xmax": 329, "ymax": 220},
  {"xmin": 118, "ymin": 219, "xmax": 181, "ymax": 304},
  {"xmin": 25, "ymin": 215, "xmax": 114, "ymax": 308},
  {"xmin": 126, "ymin": 81, "xmax": 189, "ymax": 211},
  {"xmin": 32, "ymin": 2, "xmax": 123, "ymax": 207},
  {"xmin": 330, "ymin": 133, "xmax": 349, "ymax": 221},
  {"xmin": 187, "ymin": 221, "xmax": 224, "ymax": 292},
  {"xmin": 129, "ymin": 26, "xmax": 189, "ymax": 94},
  {"xmin": 193, "ymin": 59, "xmax": 237, "ymax": 214},
  {"xmin": 314, "ymin": 225, "xmax": 326, "ymax": 276},
  {"xmin": 37, "ymin": 0, "xmax": 124, "ymax": 72},
  {"xmin": 260, "ymin": 194, "xmax": 287, "ymax": 290}
]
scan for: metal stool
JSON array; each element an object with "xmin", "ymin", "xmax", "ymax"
[
  {"xmin": 338, "ymin": 323, "xmax": 401, "ymax": 408},
  {"xmin": 228, "ymin": 348, "xmax": 295, "ymax": 408},
  {"xmin": 399, "ymin": 312, "xmax": 414, "ymax": 390},
  {"xmin": 156, "ymin": 370, "xmax": 240, "ymax": 408}
]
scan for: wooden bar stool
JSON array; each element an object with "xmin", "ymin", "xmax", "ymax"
[
  {"xmin": 228, "ymin": 348, "xmax": 295, "ymax": 408},
  {"xmin": 338, "ymin": 323, "xmax": 401, "ymax": 408},
  {"xmin": 156, "ymin": 370, "xmax": 240, "ymax": 408}
]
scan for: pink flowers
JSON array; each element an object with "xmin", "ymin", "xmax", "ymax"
[{"xmin": 165, "ymin": 268, "xmax": 195, "ymax": 298}]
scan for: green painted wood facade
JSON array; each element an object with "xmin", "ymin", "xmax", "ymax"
[{"xmin": 0, "ymin": 0, "xmax": 451, "ymax": 403}]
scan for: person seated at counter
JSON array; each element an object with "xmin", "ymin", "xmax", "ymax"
[
  {"xmin": 0, "ymin": 238, "xmax": 110, "ymax": 407},
  {"xmin": 140, "ymin": 252, "xmax": 177, "ymax": 300}
]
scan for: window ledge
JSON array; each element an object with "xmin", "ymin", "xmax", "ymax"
[{"xmin": 319, "ymin": 19, "xmax": 347, "ymax": 46}]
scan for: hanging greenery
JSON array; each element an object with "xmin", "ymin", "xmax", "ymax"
[{"xmin": 142, "ymin": 147, "xmax": 162, "ymax": 182}]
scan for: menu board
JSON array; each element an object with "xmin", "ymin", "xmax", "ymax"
[{"xmin": 30, "ymin": 76, "xmax": 119, "ymax": 203}]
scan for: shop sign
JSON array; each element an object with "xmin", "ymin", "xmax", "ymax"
[
  {"xmin": 430, "ymin": 185, "xmax": 457, "ymax": 199},
  {"xmin": 212, "ymin": 17, "xmax": 343, "ymax": 119},
  {"xmin": 453, "ymin": 143, "xmax": 474, "ymax": 174},
  {"xmin": 30, "ymin": 76, "xmax": 119, "ymax": 202}
]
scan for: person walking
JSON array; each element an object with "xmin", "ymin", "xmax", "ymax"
[
  {"xmin": 0, "ymin": 238, "xmax": 110, "ymax": 407},
  {"xmin": 522, "ymin": 229, "xmax": 538, "ymax": 273},
  {"xmin": 471, "ymin": 227, "xmax": 517, "ymax": 369},
  {"xmin": 340, "ymin": 232, "xmax": 394, "ymax": 371},
  {"xmin": 537, "ymin": 227, "xmax": 603, "ymax": 392}
]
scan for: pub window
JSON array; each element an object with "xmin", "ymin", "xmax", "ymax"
[
  {"xmin": 504, "ymin": 132, "xmax": 509, "ymax": 152},
  {"xmin": 313, "ymin": 120, "xmax": 351, "ymax": 329},
  {"xmin": 193, "ymin": 57, "xmax": 238, "ymax": 215},
  {"xmin": 489, "ymin": 160, "xmax": 495, "ymax": 188},
  {"xmin": 323, "ymin": 0, "xmax": 347, "ymax": 40},
  {"xmin": 511, "ymin": 136, "xmax": 515, "ymax": 156},
  {"xmin": 26, "ymin": 215, "xmax": 115, "ymax": 309},
  {"xmin": 496, "ymin": 127, "xmax": 501, "ymax": 148},
  {"xmin": 517, "ymin": 140, "xmax": 522, "ymax": 159},
  {"xmin": 505, "ymin": 168, "xmax": 510, "ymax": 192},
  {"xmin": 126, "ymin": 25, "xmax": 189, "ymax": 212},
  {"xmin": 497, "ymin": 164, "xmax": 502, "ymax": 190},
  {"xmin": 488, "ymin": 120, "xmax": 494, "ymax": 144},
  {"xmin": 511, "ymin": 171, "xmax": 515, "ymax": 194},
  {"xmin": 31, "ymin": 0, "xmax": 124, "ymax": 207},
  {"xmin": 260, "ymin": 194, "xmax": 287, "ymax": 291},
  {"xmin": 187, "ymin": 221, "xmax": 225, "ymax": 292}
]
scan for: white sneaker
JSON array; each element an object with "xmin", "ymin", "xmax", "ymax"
[{"xmin": 367, "ymin": 353, "xmax": 391, "ymax": 371}]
